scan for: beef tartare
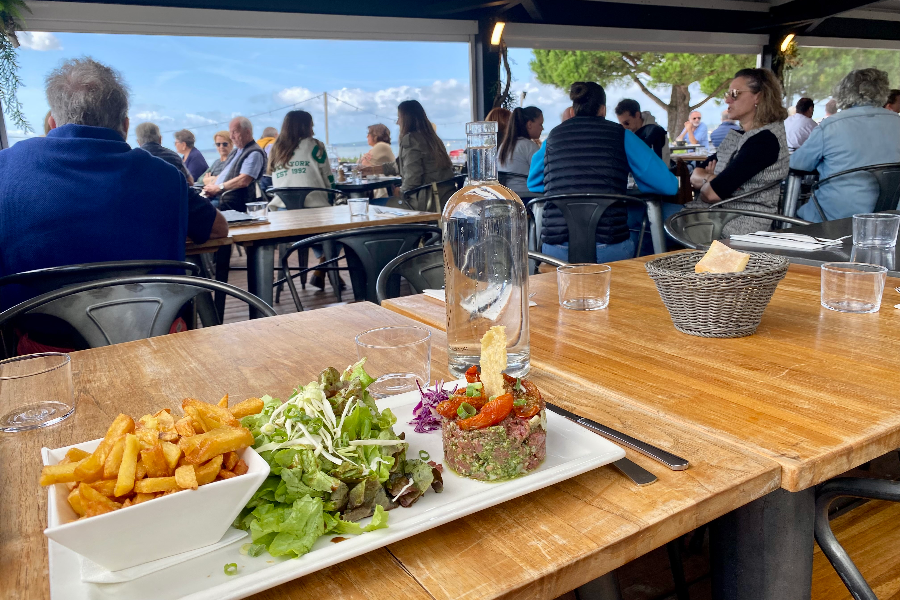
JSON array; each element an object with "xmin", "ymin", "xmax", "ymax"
[{"xmin": 437, "ymin": 367, "xmax": 546, "ymax": 481}]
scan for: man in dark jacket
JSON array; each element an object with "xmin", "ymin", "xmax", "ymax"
[{"xmin": 614, "ymin": 99, "xmax": 669, "ymax": 161}]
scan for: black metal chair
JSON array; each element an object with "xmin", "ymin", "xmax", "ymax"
[
  {"xmin": 263, "ymin": 187, "xmax": 348, "ymax": 301},
  {"xmin": 375, "ymin": 246, "xmax": 566, "ymax": 304},
  {"xmin": 815, "ymin": 478, "xmax": 900, "ymax": 600},
  {"xmin": 279, "ymin": 224, "xmax": 443, "ymax": 311},
  {"xmin": 806, "ymin": 163, "xmax": 900, "ymax": 221},
  {"xmin": 707, "ymin": 178, "xmax": 784, "ymax": 209},
  {"xmin": 263, "ymin": 186, "xmax": 343, "ymax": 209},
  {"xmin": 664, "ymin": 208, "xmax": 811, "ymax": 250},
  {"xmin": 0, "ymin": 260, "xmax": 206, "ymax": 356},
  {"xmin": 525, "ymin": 194, "xmax": 648, "ymax": 264},
  {"xmin": 402, "ymin": 175, "xmax": 468, "ymax": 212},
  {"xmin": 0, "ymin": 275, "xmax": 275, "ymax": 350}
]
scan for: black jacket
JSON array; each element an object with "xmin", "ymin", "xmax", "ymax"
[{"xmin": 541, "ymin": 116, "xmax": 630, "ymax": 246}]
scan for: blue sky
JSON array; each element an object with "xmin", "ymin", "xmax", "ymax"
[{"xmin": 11, "ymin": 31, "xmax": 743, "ymax": 150}]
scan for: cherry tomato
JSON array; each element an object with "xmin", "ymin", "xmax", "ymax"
[
  {"xmin": 435, "ymin": 392, "xmax": 488, "ymax": 419},
  {"xmin": 465, "ymin": 365, "xmax": 480, "ymax": 384},
  {"xmin": 457, "ymin": 393, "xmax": 514, "ymax": 430},
  {"xmin": 502, "ymin": 374, "xmax": 544, "ymax": 419}
]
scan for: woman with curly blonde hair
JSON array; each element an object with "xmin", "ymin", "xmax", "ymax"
[{"xmin": 687, "ymin": 68, "xmax": 790, "ymax": 235}]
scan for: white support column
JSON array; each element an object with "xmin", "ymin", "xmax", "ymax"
[{"xmin": 323, "ymin": 92, "xmax": 329, "ymax": 146}]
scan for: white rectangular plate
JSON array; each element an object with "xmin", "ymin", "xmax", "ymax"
[{"xmin": 48, "ymin": 381, "xmax": 625, "ymax": 600}]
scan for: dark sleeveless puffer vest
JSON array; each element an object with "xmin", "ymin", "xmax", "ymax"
[
  {"xmin": 542, "ymin": 116, "xmax": 630, "ymax": 246},
  {"xmin": 219, "ymin": 140, "xmax": 266, "ymax": 212}
]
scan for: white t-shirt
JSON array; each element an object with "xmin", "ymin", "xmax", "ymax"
[
  {"xmin": 269, "ymin": 138, "xmax": 335, "ymax": 209},
  {"xmin": 784, "ymin": 113, "xmax": 818, "ymax": 152}
]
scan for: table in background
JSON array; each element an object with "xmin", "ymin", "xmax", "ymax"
[
  {"xmin": 673, "ymin": 153, "xmax": 708, "ymax": 162},
  {"xmin": 229, "ymin": 206, "xmax": 438, "ymax": 317},
  {"xmin": 3, "ymin": 303, "xmax": 779, "ymax": 600},
  {"xmin": 335, "ymin": 176, "xmax": 401, "ymax": 198},
  {"xmin": 669, "ymin": 143, "xmax": 704, "ymax": 152},
  {"xmin": 383, "ymin": 258, "xmax": 900, "ymax": 599},
  {"xmin": 725, "ymin": 210, "xmax": 900, "ymax": 275}
]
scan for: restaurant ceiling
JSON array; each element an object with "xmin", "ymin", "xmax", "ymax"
[{"xmin": 21, "ymin": 0, "xmax": 900, "ymax": 46}]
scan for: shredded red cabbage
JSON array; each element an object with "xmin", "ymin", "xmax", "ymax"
[{"xmin": 410, "ymin": 380, "xmax": 456, "ymax": 433}]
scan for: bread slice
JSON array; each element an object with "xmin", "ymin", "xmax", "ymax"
[{"xmin": 695, "ymin": 240, "xmax": 751, "ymax": 274}]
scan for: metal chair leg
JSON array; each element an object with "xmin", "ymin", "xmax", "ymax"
[
  {"xmin": 635, "ymin": 218, "xmax": 648, "ymax": 258},
  {"xmin": 815, "ymin": 477, "xmax": 900, "ymax": 600}
]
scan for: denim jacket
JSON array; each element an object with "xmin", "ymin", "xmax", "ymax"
[{"xmin": 791, "ymin": 106, "xmax": 900, "ymax": 221}]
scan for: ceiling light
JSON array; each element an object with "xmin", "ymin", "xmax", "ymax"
[
  {"xmin": 780, "ymin": 33, "xmax": 795, "ymax": 52},
  {"xmin": 491, "ymin": 22, "xmax": 506, "ymax": 46}
]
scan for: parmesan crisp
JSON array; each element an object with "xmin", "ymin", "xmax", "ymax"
[{"xmin": 479, "ymin": 326, "xmax": 507, "ymax": 399}]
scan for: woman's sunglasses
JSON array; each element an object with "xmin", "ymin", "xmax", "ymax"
[
  {"xmin": 724, "ymin": 89, "xmax": 751, "ymax": 100},
  {"xmin": 215, "ymin": 142, "xmax": 231, "ymax": 147}
]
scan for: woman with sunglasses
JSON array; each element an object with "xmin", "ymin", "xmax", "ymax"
[
  {"xmin": 200, "ymin": 130, "xmax": 234, "ymax": 186},
  {"xmin": 687, "ymin": 68, "xmax": 790, "ymax": 236}
]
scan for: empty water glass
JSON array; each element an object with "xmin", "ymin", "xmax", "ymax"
[
  {"xmin": 557, "ymin": 264, "xmax": 611, "ymax": 310},
  {"xmin": 327, "ymin": 146, "xmax": 340, "ymax": 174},
  {"xmin": 850, "ymin": 245, "xmax": 896, "ymax": 270},
  {"xmin": 0, "ymin": 353, "xmax": 75, "ymax": 432},
  {"xmin": 821, "ymin": 262, "xmax": 887, "ymax": 313},
  {"xmin": 348, "ymin": 198, "xmax": 369, "ymax": 217},
  {"xmin": 356, "ymin": 326, "xmax": 431, "ymax": 397},
  {"xmin": 246, "ymin": 201, "xmax": 268, "ymax": 221},
  {"xmin": 852, "ymin": 213, "xmax": 900, "ymax": 248}
]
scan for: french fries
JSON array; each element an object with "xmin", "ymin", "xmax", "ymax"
[{"xmin": 40, "ymin": 394, "xmax": 263, "ymax": 521}]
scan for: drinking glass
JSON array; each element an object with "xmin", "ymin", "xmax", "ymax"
[
  {"xmin": 0, "ymin": 353, "xmax": 75, "ymax": 432},
  {"xmin": 327, "ymin": 146, "xmax": 340, "ymax": 175},
  {"xmin": 246, "ymin": 201, "xmax": 268, "ymax": 221},
  {"xmin": 821, "ymin": 262, "xmax": 887, "ymax": 313},
  {"xmin": 348, "ymin": 198, "xmax": 369, "ymax": 217},
  {"xmin": 850, "ymin": 245, "xmax": 896, "ymax": 270},
  {"xmin": 852, "ymin": 213, "xmax": 900, "ymax": 248},
  {"xmin": 557, "ymin": 264, "xmax": 611, "ymax": 310},
  {"xmin": 351, "ymin": 165, "xmax": 362, "ymax": 184},
  {"xmin": 356, "ymin": 326, "xmax": 431, "ymax": 397}
]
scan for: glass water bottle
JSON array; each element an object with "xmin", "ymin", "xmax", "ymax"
[{"xmin": 442, "ymin": 121, "xmax": 530, "ymax": 378}]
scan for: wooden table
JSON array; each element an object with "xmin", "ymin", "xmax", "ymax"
[
  {"xmin": 227, "ymin": 206, "xmax": 439, "ymax": 317},
  {"xmin": 5, "ymin": 303, "xmax": 779, "ymax": 600},
  {"xmin": 382, "ymin": 258, "xmax": 900, "ymax": 599}
]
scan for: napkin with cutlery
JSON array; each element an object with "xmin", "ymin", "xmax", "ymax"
[
  {"xmin": 729, "ymin": 231, "xmax": 849, "ymax": 250},
  {"xmin": 423, "ymin": 289, "xmax": 537, "ymax": 307}
]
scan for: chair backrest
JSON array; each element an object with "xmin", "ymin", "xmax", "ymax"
[
  {"xmin": 402, "ymin": 175, "xmax": 469, "ymax": 212},
  {"xmin": 0, "ymin": 260, "xmax": 200, "ymax": 307},
  {"xmin": 265, "ymin": 187, "xmax": 338, "ymax": 210},
  {"xmin": 811, "ymin": 163, "xmax": 900, "ymax": 218},
  {"xmin": 527, "ymin": 194, "xmax": 637, "ymax": 263},
  {"xmin": 665, "ymin": 208, "xmax": 811, "ymax": 249},
  {"xmin": 375, "ymin": 247, "xmax": 568, "ymax": 304},
  {"xmin": 0, "ymin": 275, "xmax": 275, "ymax": 349},
  {"xmin": 497, "ymin": 171, "xmax": 512, "ymax": 186},
  {"xmin": 281, "ymin": 224, "xmax": 443, "ymax": 307}
]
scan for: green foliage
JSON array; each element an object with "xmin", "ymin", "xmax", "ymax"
[
  {"xmin": 0, "ymin": 0, "xmax": 32, "ymax": 133},
  {"xmin": 783, "ymin": 47, "xmax": 900, "ymax": 103},
  {"xmin": 530, "ymin": 50, "xmax": 754, "ymax": 109}
]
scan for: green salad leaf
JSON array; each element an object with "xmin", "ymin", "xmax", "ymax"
[{"xmin": 234, "ymin": 358, "xmax": 441, "ymax": 559}]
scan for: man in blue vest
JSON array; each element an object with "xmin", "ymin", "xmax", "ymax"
[{"xmin": 202, "ymin": 116, "xmax": 266, "ymax": 211}]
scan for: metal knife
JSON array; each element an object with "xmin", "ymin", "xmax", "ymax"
[
  {"xmin": 546, "ymin": 402, "xmax": 690, "ymax": 471},
  {"xmin": 546, "ymin": 403, "xmax": 657, "ymax": 486}
]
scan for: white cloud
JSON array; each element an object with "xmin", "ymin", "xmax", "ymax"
[
  {"xmin": 18, "ymin": 32, "xmax": 62, "ymax": 51},
  {"xmin": 275, "ymin": 86, "xmax": 317, "ymax": 105},
  {"xmin": 134, "ymin": 111, "xmax": 174, "ymax": 123},
  {"xmin": 184, "ymin": 113, "xmax": 218, "ymax": 126}
]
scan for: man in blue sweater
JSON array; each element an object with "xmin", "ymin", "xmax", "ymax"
[{"xmin": 0, "ymin": 57, "xmax": 227, "ymax": 310}]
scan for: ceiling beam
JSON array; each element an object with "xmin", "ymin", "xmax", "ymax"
[
  {"xmin": 769, "ymin": 0, "xmax": 883, "ymax": 27},
  {"xmin": 519, "ymin": 0, "xmax": 545, "ymax": 21}
]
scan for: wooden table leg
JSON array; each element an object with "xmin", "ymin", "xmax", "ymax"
[{"xmin": 710, "ymin": 487, "xmax": 815, "ymax": 600}]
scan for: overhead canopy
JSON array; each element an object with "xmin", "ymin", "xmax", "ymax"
[{"xmin": 22, "ymin": 0, "xmax": 900, "ymax": 50}]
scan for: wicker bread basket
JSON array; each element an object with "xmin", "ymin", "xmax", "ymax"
[{"xmin": 644, "ymin": 251, "xmax": 790, "ymax": 338}]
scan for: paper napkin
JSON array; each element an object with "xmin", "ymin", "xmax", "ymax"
[
  {"xmin": 423, "ymin": 289, "xmax": 538, "ymax": 307},
  {"xmin": 729, "ymin": 231, "xmax": 846, "ymax": 251}
]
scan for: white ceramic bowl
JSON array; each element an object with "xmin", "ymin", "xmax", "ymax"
[{"xmin": 42, "ymin": 438, "xmax": 269, "ymax": 571}]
